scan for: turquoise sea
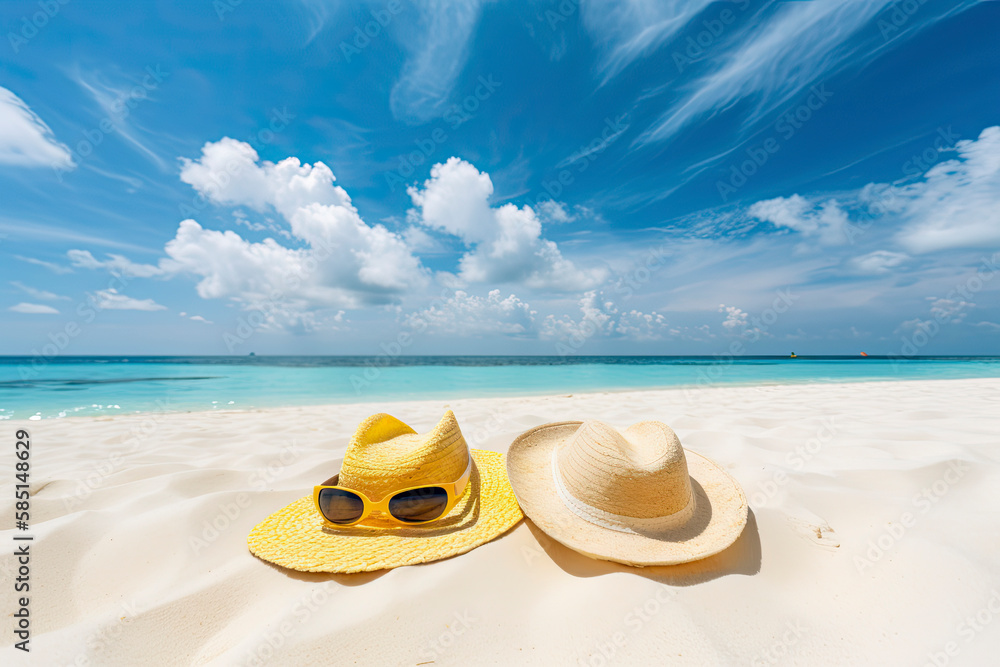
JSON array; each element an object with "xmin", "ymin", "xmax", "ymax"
[{"xmin": 1, "ymin": 356, "xmax": 999, "ymax": 420}]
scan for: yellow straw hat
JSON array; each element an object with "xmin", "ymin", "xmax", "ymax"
[
  {"xmin": 248, "ymin": 410, "xmax": 522, "ymax": 573},
  {"xmin": 506, "ymin": 420, "xmax": 747, "ymax": 566}
]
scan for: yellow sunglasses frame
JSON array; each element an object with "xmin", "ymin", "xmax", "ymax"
[{"xmin": 313, "ymin": 457, "xmax": 473, "ymax": 527}]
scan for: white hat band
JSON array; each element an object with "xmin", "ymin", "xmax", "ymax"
[{"xmin": 551, "ymin": 448, "xmax": 697, "ymax": 535}]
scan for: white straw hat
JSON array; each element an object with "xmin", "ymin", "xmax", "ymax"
[{"xmin": 506, "ymin": 420, "xmax": 747, "ymax": 566}]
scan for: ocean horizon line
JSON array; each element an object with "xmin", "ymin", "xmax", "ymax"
[
  {"xmin": 3, "ymin": 355, "xmax": 998, "ymax": 420},
  {"xmin": 2, "ymin": 354, "xmax": 999, "ymax": 360}
]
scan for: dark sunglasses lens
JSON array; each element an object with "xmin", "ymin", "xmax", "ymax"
[
  {"xmin": 317, "ymin": 488, "xmax": 365, "ymax": 524},
  {"xmin": 389, "ymin": 487, "xmax": 449, "ymax": 523}
]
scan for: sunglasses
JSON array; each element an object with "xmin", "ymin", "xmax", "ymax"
[{"xmin": 313, "ymin": 457, "xmax": 473, "ymax": 526}]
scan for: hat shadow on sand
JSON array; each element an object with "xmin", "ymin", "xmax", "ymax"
[
  {"xmin": 269, "ymin": 562, "xmax": 388, "ymax": 586},
  {"xmin": 526, "ymin": 507, "xmax": 761, "ymax": 586}
]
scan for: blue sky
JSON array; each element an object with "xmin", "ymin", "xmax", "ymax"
[{"xmin": 1, "ymin": 0, "xmax": 999, "ymax": 355}]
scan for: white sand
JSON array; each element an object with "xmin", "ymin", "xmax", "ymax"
[{"xmin": 2, "ymin": 378, "xmax": 1000, "ymax": 666}]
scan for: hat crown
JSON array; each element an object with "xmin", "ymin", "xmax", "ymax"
[
  {"xmin": 556, "ymin": 420, "xmax": 692, "ymax": 519},
  {"xmin": 339, "ymin": 410, "xmax": 469, "ymax": 500}
]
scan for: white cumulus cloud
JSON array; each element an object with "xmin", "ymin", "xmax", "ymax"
[
  {"xmin": 69, "ymin": 138, "xmax": 434, "ymax": 324},
  {"xmin": 175, "ymin": 139, "xmax": 426, "ymax": 298},
  {"xmin": 613, "ymin": 309, "xmax": 671, "ymax": 341},
  {"xmin": 927, "ymin": 297, "xmax": 972, "ymax": 324},
  {"xmin": 718, "ymin": 304, "xmax": 748, "ymax": 330},
  {"xmin": 408, "ymin": 158, "xmax": 607, "ymax": 290},
  {"xmin": 535, "ymin": 200, "xmax": 575, "ymax": 224},
  {"xmin": 893, "ymin": 126, "xmax": 1000, "ymax": 253},
  {"xmin": 847, "ymin": 250, "xmax": 909, "ymax": 275},
  {"xmin": 403, "ymin": 289, "xmax": 536, "ymax": 336},
  {"xmin": 748, "ymin": 125, "xmax": 1000, "ymax": 256},
  {"xmin": 749, "ymin": 195, "xmax": 850, "ymax": 246},
  {"xmin": 541, "ymin": 291, "xmax": 670, "ymax": 341},
  {"xmin": 179, "ymin": 138, "xmax": 351, "ymax": 218}
]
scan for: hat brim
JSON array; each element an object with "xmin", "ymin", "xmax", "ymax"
[
  {"xmin": 506, "ymin": 422, "xmax": 747, "ymax": 567},
  {"xmin": 248, "ymin": 449, "xmax": 523, "ymax": 573}
]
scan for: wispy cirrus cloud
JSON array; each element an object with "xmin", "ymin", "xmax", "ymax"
[
  {"xmin": 295, "ymin": 0, "xmax": 336, "ymax": 42},
  {"xmin": 1, "ymin": 219, "xmax": 156, "ymax": 252},
  {"xmin": 636, "ymin": 0, "xmax": 980, "ymax": 146},
  {"xmin": 180, "ymin": 311, "xmax": 214, "ymax": 324},
  {"xmin": 0, "ymin": 87, "xmax": 73, "ymax": 169},
  {"xmin": 70, "ymin": 66, "xmax": 168, "ymax": 169},
  {"xmin": 389, "ymin": 0, "xmax": 483, "ymax": 122},
  {"xmin": 68, "ymin": 249, "xmax": 166, "ymax": 278},
  {"xmin": 14, "ymin": 255, "xmax": 74, "ymax": 275},
  {"xmin": 847, "ymin": 250, "xmax": 910, "ymax": 276},
  {"xmin": 581, "ymin": 0, "xmax": 716, "ymax": 83},
  {"xmin": 9, "ymin": 302, "xmax": 60, "ymax": 315},
  {"xmin": 10, "ymin": 281, "xmax": 70, "ymax": 301},
  {"xmin": 89, "ymin": 288, "xmax": 166, "ymax": 311}
]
